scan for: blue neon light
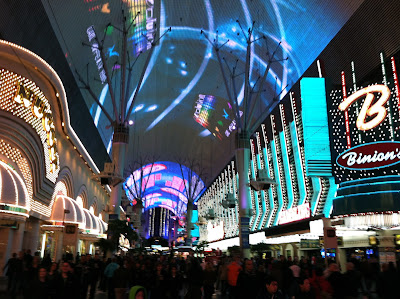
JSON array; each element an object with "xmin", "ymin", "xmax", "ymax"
[
  {"xmin": 146, "ymin": 105, "xmax": 158, "ymax": 112},
  {"xmin": 263, "ymin": 147, "xmax": 274, "ymax": 228},
  {"xmin": 310, "ymin": 177, "xmax": 322, "ymax": 215},
  {"xmin": 340, "ymin": 179, "xmax": 400, "ymax": 190},
  {"xmin": 271, "ymin": 139, "xmax": 283, "ymax": 226},
  {"xmin": 256, "ymin": 154, "xmax": 267, "ymax": 230},
  {"xmin": 301, "ymin": 78, "xmax": 332, "ymax": 176},
  {"xmin": 289, "ymin": 121, "xmax": 307, "ymax": 205},
  {"xmin": 279, "ymin": 130, "xmax": 294, "ymax": 210},
  {"xmin": 323, "ymin": 177, "xmax": 337, "ymax": 217}
]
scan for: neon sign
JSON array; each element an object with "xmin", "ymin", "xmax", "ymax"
[
  {"xmin": 336, "ymin": 141, "xmax": 400, "ymax": 170},
  {"xmin": 338, "ymin": 84, "xmax": 391, "ymax": 131},
  {"xmin": 14, "ymin": 83, "xmax": 59, "ymax": 172},
  {"xmin": 278, "ymin": 203, "xmax": 310, "ymax": 225},
  {"xmin": 328, "ymin": 53, "xmax": 400, "ymax": 184},
  {"xmin": 207, "ymin": 220, "xmax": 224, "ymax": 242}
]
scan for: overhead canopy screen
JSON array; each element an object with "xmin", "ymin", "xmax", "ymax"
[
  {"xmin": 42, "ymin": 0, "xmax": 364, "ymax": 177},
  {"xmin": 124, "ymin": 161, "xmax": 205, "ymax": 218}
]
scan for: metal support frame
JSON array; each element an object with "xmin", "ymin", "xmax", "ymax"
[
  {"xmin": 77, "ymin": 13, "xmax": 171, "ymax": 218},
  {"xmin": 202, "ymin": 21, "xmax": 287, "ymax": 257}
]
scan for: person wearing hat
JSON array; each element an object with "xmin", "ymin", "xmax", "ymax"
[{"xmin": 129, "ymin": 285, "xmax": 147, "ymax": 299}]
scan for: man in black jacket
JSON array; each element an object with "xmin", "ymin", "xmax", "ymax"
[
  {"xmin": 236, "ymin": 259, "xmax": 260, "ymax": 298},
  {"xmin": 256, "ymin": 276, "xmax": 284, "ymax": 299}
]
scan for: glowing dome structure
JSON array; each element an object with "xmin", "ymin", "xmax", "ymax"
[{"xmin": 0, "ymin": 160, "xmax": 30, "ymax": 218}]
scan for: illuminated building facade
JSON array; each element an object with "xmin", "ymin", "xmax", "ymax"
[
  {"xmin": 0, "ymin": 41, "xmax": 109, "ymax": 269},
  {"xmin": 197, "ymin": 78, "xmax": 337, "ymax": 256},
  {"xmin": 198, "ymin": 0, "xmax": 400, "ymax": 263}
]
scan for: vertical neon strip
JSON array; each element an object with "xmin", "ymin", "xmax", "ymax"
[
  {"xmin": 261, "ymin": 124, "xmax": 274, "ymax": 228},
  {"xmin": 381, "ymin": 52, "xmax": 395, "ymax": 140},
  {"xmin": 232, "ymin": 161, "xmax": 239, "ymax": 234},
  {"xmin": 270, "ymin": 115, "xmax": 284, "ymax": 226},
  {"xmin": 250, "ymin": 139, "xmax": 259, "ymax": 231},
  {"xmin": 391, "ymin": 57, "xmax": 400, "ymax": 115},
  {"xmin": 256, "ymin": 132, "xmax": 267, "ymax": 230},
  {"xmin": 351, "ymin": 61, "xmax": 362, "ymax": 143},
  {"xmin": 256, "ymin": 154, "xmax": 266, "ymax": 230},
  {"xmin": 249, "ymin": 139, "xmax": 258, "ymax": 231},
  {"xmin": 310, "ymin": 177, "xmax": 322, "ymax": 215},
  {"xmin": 341, "ymin": 71, "xmax": 351, "ymax": 149},
  {"xmin": 279, "ymin": 104, "xmax": 295, "ymax": 210},
  {"xmin": 263, "ymin": 147, "xmax": 274, "ymax": 228},
  {"xmin": 289, "ymin": 92, "xmax": 307, "ymax": 206}
]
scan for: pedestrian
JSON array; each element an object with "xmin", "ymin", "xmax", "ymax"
[
  {"xmin": 129, "ymin": 285, "xmax": 147, "ymax": 299},
  {"xmin": 343, "ymin": 262, "xmax": 361, "ymax": 299},
  {"xmin": 256, "ymin": 276, "xmax": 284, "ymax": 299},
  {"xmin": 293, "ymin": 277, "xmax": 315, "ymax": 299},
  {"xmin": 203, "ymin": 261, "xmax": 217, "ymax": 299},
  {"xmin": 113, "ymin": 259, "xmax": 130, "ymax": 299},
  {"xmin": 56, "ymin": 261, "xmax": 81, "ymax": 299},
  {"xmin": 104, "ymin": 257, "xmax": 120, "ymax": 299},
  {"xmin": 47, "ymin": 262, "xmax": 60, "ymax": 299},
  {"xmin": 325, "ymin": 263, "xmax": 345, "ymax": 298},
  {"xmin": 236, "ymin": 259, "xmax": 259, "ymax": 298},
  {"xmin": 226, "ymin": 256, "xmax": 242, "ymax": 298},
  {"xmin": 166, "ymin": 264, "xmax": 183, "ymax": 299},
  {"xmin": 31, "ymin": 266, "xmax": 50, "ymax": 299}
]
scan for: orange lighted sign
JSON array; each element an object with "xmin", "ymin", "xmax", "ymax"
[
  {"xmin": 14, "ymin": 83, "xmax": 59, "ymax": 172},
  {"xmin": 338, "ymin": 84, "xmax": 391, "ymax": 131}
]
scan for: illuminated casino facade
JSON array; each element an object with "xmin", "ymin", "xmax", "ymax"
[
  {"xmin": 0, "ymin": 0, "xmax": 400, "ymax": 267},
  {"xmin": 198, "ymin": 77, "xmax": 337, "ymax": 254},
  {"xmin": 0, "ymin": 41, "xmax": 110, "ymax": 269},
  {"xmin": 198, "ymin": 0, "xmax": 400, "ymax": 263}
]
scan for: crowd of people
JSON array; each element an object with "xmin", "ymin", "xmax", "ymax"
[{"xmin": 2, "ymin": 249, "xmax": 400, "ymax": 299}]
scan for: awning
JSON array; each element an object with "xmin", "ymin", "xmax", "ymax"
[
  {"xmin": 50, "ymin": 193, "xmax": 84, "ymax": 225},
  {"xmin": 0, "ymin": 160, "xmax": 30, "ymax": 217},
  {"xmin": 80, "ymin": 208, "xmax": 100, "ymax": 234}
]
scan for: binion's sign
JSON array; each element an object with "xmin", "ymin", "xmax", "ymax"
[
  {"xmin": 336, "ymin": 82, "xmax": 400, "ymax": 171},
  {"xmin": 337, "ymin": 141, "xmax": 400, "ymax": 170},
  {"xmin": 338, "ymin": 85, "xmax": 391, "ymax": 131},
  {"xmin": 328, "ymin": 53, "xmax": 400, "ymax": 182}
]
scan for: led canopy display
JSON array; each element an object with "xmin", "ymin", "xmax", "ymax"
[
  {"xmin": 124, "ymin": 161, "xmax": 205, "ymax": 219},
  {"xmin": 42, "ymin": 0, "xmax": 364, "ymax": 180}
]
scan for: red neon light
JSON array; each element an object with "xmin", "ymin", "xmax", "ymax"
[
  {"xmin": 341, "ymin": 71, "xmax": 351, "ymax": 149},
  {"xmin": 391, "ymin": 57, "xmax": 400, "ymax": 115}
]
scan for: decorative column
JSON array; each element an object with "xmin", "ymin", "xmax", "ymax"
[
  {"xmin": 185, "ymin": 201, "xmax": 194, "ymax": 246},
  {"xmin": 11, "ymin": 221, "xmax": 25, "ymax": 255},
  {"xmin": 236, "ymin": 131, "xmax": 252, "ymax": 258},
  {"xmin": 110, "ymin": 124, "xmax": 129, "ymax": 217},
  {"xmin": 0, "ymin": 228, "xmax": 14, "ymax": 274},
  {"xmin": 27, "ymin": 218, "xmax": 40, "ymax": 253},
  {"xmin": 55, "ymin": 230, "xmax": 64, "ymax": 262}
]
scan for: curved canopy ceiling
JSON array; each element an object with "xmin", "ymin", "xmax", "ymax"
[
  {"xmin": 41, "ymin": 0, "xmax": 364, "ymax": 184},
  {"xmin": 124, "ymin": 161, "xmax": 205, "ymax": 218}
]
